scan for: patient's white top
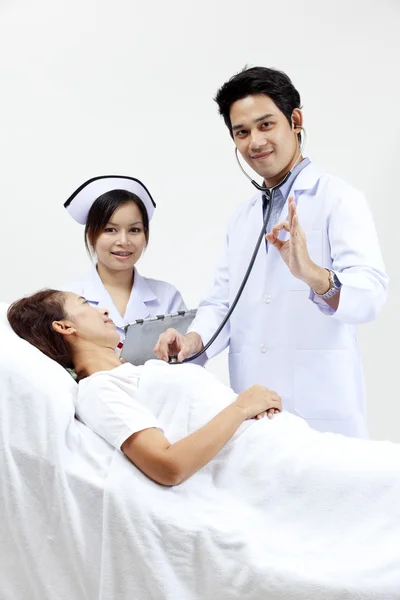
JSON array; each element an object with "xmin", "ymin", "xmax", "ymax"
[{"xmin": 77, "ymin": 363, "xmax": 161, "ymax": 450}]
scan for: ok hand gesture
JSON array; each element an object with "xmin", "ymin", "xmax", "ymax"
[{"xmin": 265, "ymin": 196, "xmax": 313, "ymax": 282}]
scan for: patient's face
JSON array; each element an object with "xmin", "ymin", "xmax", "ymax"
[{"xmin": 62, "ymin": 292, "xmax": 120, "ymax": 348}]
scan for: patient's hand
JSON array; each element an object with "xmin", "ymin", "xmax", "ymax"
[
  {"xmin": 235, "ymin": 385, "xmax": 282, "ymax": 420},
  {"xmin": 154, "ymin": 329, "xmax": 203, "ymax": 362}
]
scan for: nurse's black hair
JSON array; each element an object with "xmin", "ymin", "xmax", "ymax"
[
  {"xmin": 214, "ymin": 66, "xmax": 302, "ymax": 141},
  {"xmin": 84, "ymin": 190, "xmax": 150, "ymax": 256}
]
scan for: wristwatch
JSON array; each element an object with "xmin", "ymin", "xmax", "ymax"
[{"xmin": 313, "ymin": 269, "xmax": 342, "ymax": 299}]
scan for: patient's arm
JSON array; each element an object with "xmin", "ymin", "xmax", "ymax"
[{"xmin": 121, "ymin": 385, "xmax": 281, "ymax": 486}]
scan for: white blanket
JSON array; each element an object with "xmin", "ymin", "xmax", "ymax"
[
  {"xmin": 101, "ymin": 360, "xmax": 400, "ymax": 600},
  {"xmin": 1, "ymin": 303, "xmax": 400, "ymax": 600}
]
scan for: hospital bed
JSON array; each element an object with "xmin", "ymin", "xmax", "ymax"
[{"xmin": 1, "ymin": 302, "xmax": 400, "ymax": 600}]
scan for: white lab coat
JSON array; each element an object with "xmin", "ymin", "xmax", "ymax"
[
  {"xmin": 63, "ymin": 266, "xmax": 186, "ymax": 342},
  {"xmin": 189, "ymin": 162, "xmax": 388, "ymax": 437}
]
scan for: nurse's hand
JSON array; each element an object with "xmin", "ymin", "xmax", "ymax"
[
  {"xmin": 154, "ymin": 329, "xmax": 203, "ymax": 362},
  {"xmin": 266, "ymin": 196, "xmax": 315, "ymax": 283}
]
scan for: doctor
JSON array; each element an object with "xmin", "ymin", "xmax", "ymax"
[
  {"xmin": 154, "ymin": 66, "xmax": 388, "ymax": 438},
  {"xmin": 63, "ymin": 175, "xmax": 186, "ymax": 344}
]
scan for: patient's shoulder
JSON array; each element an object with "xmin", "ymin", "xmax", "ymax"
[
  {"xmin": 76, "ymin": 363, "xmax": 158, "ymax": 451},
  {"xmin": 79, "ymin": 362, "xmax": 143, "ymax": 391}
]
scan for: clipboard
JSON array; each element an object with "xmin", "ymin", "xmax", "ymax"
[{"xmin": 121, "ymin": 309, "xmax": 197, "ymax": 366}]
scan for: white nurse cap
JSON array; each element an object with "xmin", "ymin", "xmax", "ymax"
[{"xmin": 64, "ymin": 175, "xmax": 156, "ymax": 224}]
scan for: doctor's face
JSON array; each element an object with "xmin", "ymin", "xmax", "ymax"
[
  {"xmin": 61, "ymin": 292, "xmax": 120, "ymax": 348},
  {"xmin": 230, "ymin": 94, "xmax": 302, "ymax": 188},
  {"xmin": 94, "ymin": 201, "xmax": 147, "ymax": 272}
]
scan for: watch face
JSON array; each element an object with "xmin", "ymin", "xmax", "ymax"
[{"xmin": 332, "ymin": 272, "xmax": 342, "ymax": 289}]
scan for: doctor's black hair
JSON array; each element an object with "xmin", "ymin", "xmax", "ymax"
[
  {"xmin": 214, "ymin": 66, "xmax": 302, "ymax": 140},
  {"xmin": 84, "ymin": 190, "xmax": 150, "ymax": 256}
]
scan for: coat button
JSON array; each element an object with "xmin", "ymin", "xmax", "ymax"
[
  {"xmin": 263, "ymin": 294, "xmax": 272, "ymax": 304},
  {"xmin": 260, "ymin": 344, "xmax": 268, "ymax": 353}
]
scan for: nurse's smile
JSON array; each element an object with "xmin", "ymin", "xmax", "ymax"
[{"xmin": 112, "ymin": 251, "xmax": 133, "ymax": 260}]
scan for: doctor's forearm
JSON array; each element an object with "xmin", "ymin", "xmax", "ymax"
[
  {"xmin": 185, "ymin": 332, "xmax": 204, "ymax": 353},
  {"xmin": 188, "ymin": 305, "xmax": 231, "ymax": 359},
  {"xmin": 332, "ymin": 276, "xmax": 388, "ymax": 323},
  {"xmin": 324, "ymin": 291, "xmax": 340, "ymax": 311},
  {"xmin": 310, "ymin": 268, "xmax": 387, "ymax": 323},
  {"xmin": 302, "ymin": 265, "xmax": 341, "ymax": 311},
  {"xmin": 302, "ymin": 263, "xmax": 330, "ymax": 294}
]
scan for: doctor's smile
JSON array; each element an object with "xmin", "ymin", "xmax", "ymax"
[{"xmin": 251, "ymin": 150, "xmax": 273, "ymax": 160}]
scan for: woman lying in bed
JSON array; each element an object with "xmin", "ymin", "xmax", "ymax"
[
  {"xmin": 8, "ymin": 289, "xmax": 282, "ymax": 486},
  {"xmin": 6, "ymin": 288, "xmax": 400, "ymax": 492},
  {"xmin": 8, "ymin": 288, "xmax": 400, "ymax": 596}
]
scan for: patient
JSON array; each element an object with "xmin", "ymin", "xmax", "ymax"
[
  {"xmin": 7, "ymin": 289, "xmax": 400, "ymax": 596},
  {"xmin": 7, "ymin": 289, "xmax": 282, "ymax": 486}
]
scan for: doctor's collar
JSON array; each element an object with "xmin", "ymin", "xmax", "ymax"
[{"xmin": 64, "ymin": 175, "xmax": 156, "ymax": 224}]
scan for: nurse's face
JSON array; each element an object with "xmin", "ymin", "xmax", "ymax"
[
  {"xmin": 230, "ymin": 94, "xmax": 302, "ymax": 188},
  {"xmin": 56, "ymin": 292, "xmax": 120, "ymax": 348},
  {"xmin": 94, "ymin": 201, "xmax": 147, "ymax": 271}
]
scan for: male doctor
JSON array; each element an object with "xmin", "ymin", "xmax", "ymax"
[{"xmin": 155, "ymin": 66, "xmax": 388, "ymax": 438}]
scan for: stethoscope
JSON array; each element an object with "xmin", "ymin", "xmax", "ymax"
[{"xmin": 170, "ymin": 128, "xmax": 306, "ymax": 364}]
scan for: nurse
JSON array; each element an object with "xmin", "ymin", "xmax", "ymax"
[
  {"xmin": 154, "ymin": 67, "xmax": 389, "ymax": 439},
  {"xmin": 63, "ymin": 175, "xmax": 186, "ymax": 343}
]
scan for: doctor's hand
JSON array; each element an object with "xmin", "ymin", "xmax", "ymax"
[
  {"xmin": 266, "ymin": 197, "xmax": 316, "ymax": 284},
  {"xmin": 235, "ymin": 385, "xmax": 282, "ymax": 420},
  {"xmin": 154, "ymin": 329, "xmax": 203, "ymax": 363}
]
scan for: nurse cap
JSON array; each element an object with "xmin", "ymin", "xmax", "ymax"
[{"xmin": 64, "ymin": 175, "xmax": 156, "ymax": 225}]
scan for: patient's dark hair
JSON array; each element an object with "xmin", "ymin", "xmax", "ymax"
[
  {"xmin": 85, "ymin": 190, "xmax": 150, "ymax": 255},
  {"xmin": 214, "ymin": 66, "xmax": 302, "ymax": 140},
  {"xmin": 7, "ymin": 289, "xmax": 73, "ymax": 369}
]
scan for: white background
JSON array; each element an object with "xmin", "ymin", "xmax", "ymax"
[{"xmin": 0, "ymin": 0, "xmax": 399, "ymax": 440}]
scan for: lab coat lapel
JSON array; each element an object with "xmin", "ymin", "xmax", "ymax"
[
  {"xmin": 279, "ymin": 162, "xmax": 325, "ymax": 234},
  {"xmin": 245, "ymin": 194, "xmax": 270, "ymax": 285},
  {"xmin": 81, "ymin": 265, "xmax": 126, "ymax": 329},
  {"xmin": 123, "ymin": 268, "xmax": 155, "ymax": 325}
]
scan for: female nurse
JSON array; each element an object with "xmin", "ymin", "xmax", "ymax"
[{"xmin": 63, "ymin": 175, "xmax": 186, "ymax": 344}]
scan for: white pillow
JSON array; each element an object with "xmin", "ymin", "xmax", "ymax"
[
  {"xmin": 0, "ymin": 303, "xmax": 110, "ymax": 600},
  {"xmin": 0, "ymin": 301, "xmax": 77, "ymax": 437}
]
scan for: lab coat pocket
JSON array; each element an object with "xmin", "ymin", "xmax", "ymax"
[
  {"xmin": 228, "ymin": 352, "xmax": 243, "ymax": 394},
  {"xmin": 293, "ymin": 349, "xmax": 355, "ymax": 420},
  {"xmin": 287, "ymin": 230, "xmax": 323, "ymax": 291}
]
